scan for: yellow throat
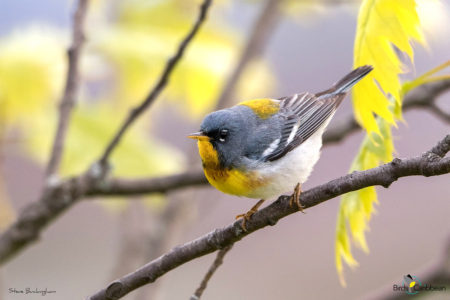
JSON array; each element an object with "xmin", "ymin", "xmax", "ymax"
[{"xmin": 197, "ymin": 140, "xmax": 265, "ymax": 197}]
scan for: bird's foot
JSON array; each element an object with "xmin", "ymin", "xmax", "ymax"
[
  {"xmin": 235, "ymin": 199, "xmax": 265, "ymax": 231},
  {"xmin": 289, "ymin": 183, "xmax": 305, "ymax": 213}
]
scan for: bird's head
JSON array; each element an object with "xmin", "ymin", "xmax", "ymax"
[{"xmin": 189, "ymin": 108, "xmax": 248, "ymax": 168}]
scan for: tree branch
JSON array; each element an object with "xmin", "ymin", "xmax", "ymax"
[
  {"xmin": 98, "ymin": 0, "xmax": 212, "ymax": 166},
  {"xmin": 190, "ymin": 245, "xmax": 234, "ymax": 300},
  {"xmin": 87, "ymin": 135, "xmax": 450, "ymax": 300},
  {"xmin": 46, "ymin": 0, "xmax": 89, "ymax": 177},
  {"xmin": 0, "ymin": 0, "xmax": 213, "ymax": 266},
  {"xmin": 88, "ymin": 171, "xmax": 207, "ymax": 197}
]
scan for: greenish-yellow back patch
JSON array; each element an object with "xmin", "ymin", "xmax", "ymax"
[{"xmin": 238, "ymin": 98, "xmax": 279, "ymax": 119}]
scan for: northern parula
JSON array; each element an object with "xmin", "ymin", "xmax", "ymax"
[{"xmin": 189, "ymin": 65, "xmax": 373, "ymax": 229}]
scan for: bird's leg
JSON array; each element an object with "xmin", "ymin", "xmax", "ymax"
[
  {"xmin": 235, "ymin": 199, "xmax": 265, "ymax": 231},
  {"xmin": 289, "ymin": 183, "xmax": 305, "ymax": 213}
]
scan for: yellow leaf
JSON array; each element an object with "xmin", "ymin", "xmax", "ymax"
[
  {"xmin": 336, "ymin": 118, "xmax": 393, "ymax": 285},
  {"xmin": 336, "ymin": 0, "xmax": 428, "ymax": 285},
  {"xmin": 352, "ymin": 0, "xmax": 425, "ymax": 135}
]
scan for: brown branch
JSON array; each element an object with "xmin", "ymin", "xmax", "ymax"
[
  {"xmin": 46, "ymin": 0, "xmax": 89, "ymax": 176},
  {"xmin": 87, "ymin": 135, "xmax": 450, "ymax": 300},
  {"xmin": 98, "ymin": 0, "xmax": 212, "ymax": 166},
  {"xmin": 215, "ymin": 0, "xmax": 283, "ymax": 109},
  {"xmin": 0, "ymin": 167, "xmax": 102, "ymax": 265},
  {"xmin": 190, "ymin": 245, "xmax": 234, "ymax": 300},
  {"xmin": 88, "ymin": 171, "xmax": 207, "ymax": 197},
  {"xmin": 0, "ymin": 0, "xmax": 213, "ymax": 266}
]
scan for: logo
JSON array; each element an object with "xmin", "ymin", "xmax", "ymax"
[
  {"xmin": 402, "ymin": 274, "xmax": 421, "ymax": 295},
  {"xmin": 393, "ymin": 274, "xmax": 446, "ymax": 295}
]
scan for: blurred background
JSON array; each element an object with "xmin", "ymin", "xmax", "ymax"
[{"xmin": 0, "ymin": 0, "xmax": 449, "ymax": 299}]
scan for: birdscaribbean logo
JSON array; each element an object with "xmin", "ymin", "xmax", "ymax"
[{"xmin": 392, "ymin": 274, "xmax": 446, "ymax": 295}]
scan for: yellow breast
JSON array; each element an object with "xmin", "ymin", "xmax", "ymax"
[{"xmin": 197, "ymin": 140, "xmax": 266, "ymax": 197}]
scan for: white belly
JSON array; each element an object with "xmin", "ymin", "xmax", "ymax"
[{"xmin": 246, "ymin": 127, "xmax": 325, "ymax": 199}]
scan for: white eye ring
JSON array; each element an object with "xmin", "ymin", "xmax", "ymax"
[{"xmin": 219, "ymin": 129, "xmax": 228, "ymax": 142}]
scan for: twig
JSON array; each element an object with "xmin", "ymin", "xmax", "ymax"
[
  {"xmin": 190, "ymin": 244, "xmax": 234, "ymax": 300},
  {"xmin": 429, "ymin": 104, "xmax": 450, "ymax": 123},
  {"xmin": 88, "ymin": 171, "xmax": 207, "ymax": 197},
  {"xmin": 322, "ymin": 78, "xmax": 450, "ymax": 144},
  {"xmin": 215, "ymin": 0, "xmax": 282, "ymax": 109},
  {"xmin": 87, "ymin": 135, "xmax": 450, "ymax": 300},
  {"xmin": 46, "ymin": 0, "xmax": 89, "ymax": 176},
  {"xmin": 99, "ymin": 0, "xmax": 212, "ymax": 166},
  {"xmin": 0, "ymin": 0, "xmax": 214, "ymax": 267}
]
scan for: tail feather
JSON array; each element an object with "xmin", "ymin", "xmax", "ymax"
[{"xmin": 332, "ymin": 65, "xmax": 373, "ymax": 94}]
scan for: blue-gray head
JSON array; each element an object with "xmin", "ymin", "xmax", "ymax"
[{"xmin": 189, "ymin": 107, "xmax": 253, "ymax": 168}]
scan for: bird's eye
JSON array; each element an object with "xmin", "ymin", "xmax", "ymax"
[{"xmin": 219, "ymin": 129, "xmax": 228, "ymax": 142}]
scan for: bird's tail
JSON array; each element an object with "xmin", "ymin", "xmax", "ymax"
[{"xmin": 331, "ymin": 65, "xmax": 373, "ymax": 94}]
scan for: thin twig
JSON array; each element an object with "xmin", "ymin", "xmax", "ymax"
[
  {"xmin": 190, "ymin": 244, "xmax": 234, "ymax": 300},
  {"xmin": 46, "ymin": 0, "xmax": 89, "ymax": 176},
  {"xmin": 87, "ymin": 135, "xmax": 450, "ymax": 300},
  {"xmin": 215, "ymin": 0, "xmax": 283, "ymax": 109},
  {"xmin": 322, "ymin": 78, "xmax": 450, "ymax": 144},
  {"xmin": 99, "ymin": 0, "xmax": 213, "ymax": 166}
]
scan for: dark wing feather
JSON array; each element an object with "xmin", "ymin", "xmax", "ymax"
[{"xmin": 263, "ymin": 92, "xmax": 344, "ymax": 162}]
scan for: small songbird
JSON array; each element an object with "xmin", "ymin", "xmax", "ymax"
[{"xmin": 189, "ymin": 66, "xmax": 373, "ymax": 230}]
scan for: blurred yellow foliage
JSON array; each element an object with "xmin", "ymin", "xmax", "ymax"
[
  {"xmin": 22, "ymin": 102, "xmax": 184, "ymax": 177},
  {"xmin": 94, "ymin": 0, "xmax": 263, "ymax": 118},
  {"xmin": 0, "ymin": 27, "xmax": 66, "ymax": 124},
  {"xmin": 0, "ymin": 0, "xmax": 275, "ymax": 217}
]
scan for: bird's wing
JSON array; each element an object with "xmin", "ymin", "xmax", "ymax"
[{"xmin": 263, "ymin": 92, "xmax": 345, "ymax": 162}]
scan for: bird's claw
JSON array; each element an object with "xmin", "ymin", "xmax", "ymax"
[
  {"xmin": 235, "ymin": 199, "xmax": 265, "ymax": 231},
  {"xmin": 289, "ymin": 183, "xmax": 305, "ymax": 213}
]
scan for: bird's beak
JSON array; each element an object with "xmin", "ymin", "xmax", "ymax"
[{"xmin": 188, "ymin": 131, "xmax": 209, "ymax": 141}]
